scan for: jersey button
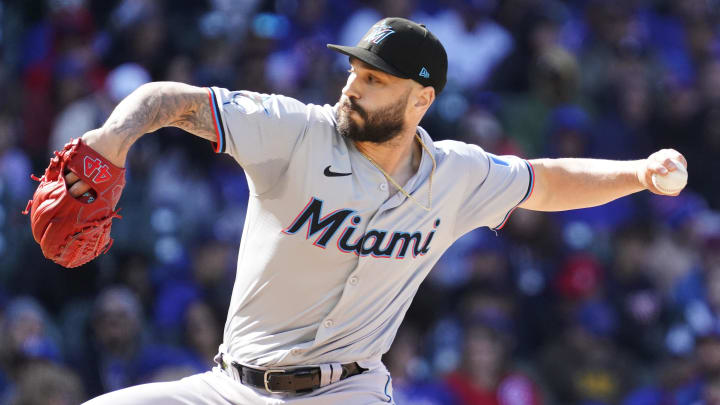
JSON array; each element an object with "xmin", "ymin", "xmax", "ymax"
[
  {"xmin": 348, "ymin": 276, "xmax": 359, "ymax": 286},
  {"xmin": 323, "ymin": 319, "xmax": 334, "ymax": 328},
  {"xmin": 379, "ymin": 183, "xmax": 388, "ymax": 191},
  {"xmin": 291, "ymin": 349, "xmax": 302, "ymax": 355}
]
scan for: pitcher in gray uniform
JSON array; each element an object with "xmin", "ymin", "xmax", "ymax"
[{"xmin": 71, "ymin": 17, "xmax": 686, "ymax": 404}]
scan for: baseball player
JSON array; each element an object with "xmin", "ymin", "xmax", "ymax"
[{"xmin": 52, "ymin": 17, "xmax": 684, "ymax": 404}]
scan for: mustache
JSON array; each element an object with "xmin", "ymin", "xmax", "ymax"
[{"xmin": 341, "ymin": 98, "xmax": 367, "ymax": 119}]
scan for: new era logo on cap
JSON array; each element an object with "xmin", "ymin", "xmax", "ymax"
[{"xmin": 419, "ymin": 67, "xmax": 430, "ymax": 79}]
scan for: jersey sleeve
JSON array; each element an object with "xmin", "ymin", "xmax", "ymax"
[
  {"xmin": 454, "ymin": 145, "xmax": 534, "ymax": 236},
  {"xmin": 206, "ymin": 86, "xmax": 310, "ymax": 194}
]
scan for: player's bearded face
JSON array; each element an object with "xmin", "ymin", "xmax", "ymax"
[{"xmin": 336, "ymin": 91, "xmax": 409, "ymax": 143}]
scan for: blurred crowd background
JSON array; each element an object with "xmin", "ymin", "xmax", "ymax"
[{"xmin": 1, "ymin": 0, "xmax": 720, "ymax": 404}]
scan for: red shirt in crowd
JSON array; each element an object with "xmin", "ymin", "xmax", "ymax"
[{"xmin": 445, "ymin": 371, "xmax": 543, "ymax": 405}]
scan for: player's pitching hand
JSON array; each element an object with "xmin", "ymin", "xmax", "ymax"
[
  {"xmin": 637, "ymin": 149, "xmax": 688, "ymax": 196},
  {"xmin": 64, "ymin": 129, "xmax": 126, "ymax": 198},
  {"xmin": 65, "ymin": 171, "xmax": 91, "ymax": 198}
]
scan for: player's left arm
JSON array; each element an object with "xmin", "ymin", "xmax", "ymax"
[{"xmin": 519, "ymin": 149, "xmax": 687, "ymax": 212}]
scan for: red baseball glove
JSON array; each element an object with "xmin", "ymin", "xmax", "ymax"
[{"xmin": 23, "ymin": 138, "xmax": 126, "ymax": 268}]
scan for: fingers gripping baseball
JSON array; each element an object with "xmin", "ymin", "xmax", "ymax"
[{"xmin": 638, "ymin": 149, "xmax": 688, "ymax": 196}]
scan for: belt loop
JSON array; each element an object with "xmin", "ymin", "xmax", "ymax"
[
  {"xmin": 230, "ymin": 361, "xmax": 242, "ymax": 382},
  {"xmin": 319, "ymin": 364, "xmax": 332, "ymax": 387},
  {"xmin": 329, "ymin": 363, "xmax": 342, "ymax": 384}
]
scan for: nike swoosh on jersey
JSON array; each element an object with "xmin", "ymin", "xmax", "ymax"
[{"xmin": 324, "ymin": 165, "xmax": 352, "ymax": 177}]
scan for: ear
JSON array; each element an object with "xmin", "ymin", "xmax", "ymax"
[{"xmin": 413, "ymin": 86, "xmax": 435, "ymax": 111}]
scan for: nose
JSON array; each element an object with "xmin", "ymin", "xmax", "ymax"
[{"xmin": 342, "ymin": 72, "xmax": 361, "ymax": 100}]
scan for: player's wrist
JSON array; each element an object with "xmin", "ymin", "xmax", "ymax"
[
  {"xmin": 634, "ymin": 159, "xmax": 648, "ymax": 190},
  {"xmin": 81, "ymin": 128, "xmax": 128, "ymax": 168}
]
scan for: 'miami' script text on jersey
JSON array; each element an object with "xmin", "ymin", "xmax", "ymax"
[{"xmin": 283, "ymin": 197, "xmax": 440, "ymax": 258}]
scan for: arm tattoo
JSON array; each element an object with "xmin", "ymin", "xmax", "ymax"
[
  {"xmin": 169, "ymin": 92, "xmax": 217, "ymax": 142},
  {"xmin": 102, "ymin": 82, "xmax": 217, "ymax": 154}
]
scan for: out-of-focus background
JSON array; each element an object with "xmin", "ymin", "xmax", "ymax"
[{"xmin": 1, "ymin": 0, "xmax": 720, "ymax": 403}]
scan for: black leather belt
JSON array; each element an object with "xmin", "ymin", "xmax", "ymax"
[{"xmin": 219, "ymin": 354, "xmax": 365, "ymax": 393}]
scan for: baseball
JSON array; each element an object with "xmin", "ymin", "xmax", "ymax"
[{"xmin": 651, "ymin": 158, "xmax": 687, "ymax": 194}]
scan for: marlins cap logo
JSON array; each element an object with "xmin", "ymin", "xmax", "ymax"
[{"xmin": 364, "ymin": 24, "xmax": 395, "ymax": 44}]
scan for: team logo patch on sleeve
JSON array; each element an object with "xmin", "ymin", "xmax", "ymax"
[
  {"xmin": 228, "ymin": 92, "xmax": 271, "ymax": 116},
  {"xmin": 488, "ymin": 153, "xmax": 510, "ymax": 167}
]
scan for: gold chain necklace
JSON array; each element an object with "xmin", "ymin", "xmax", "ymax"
[{"xmin": 357, "ymin": 133, "xmax": 436, "ymax": 212}]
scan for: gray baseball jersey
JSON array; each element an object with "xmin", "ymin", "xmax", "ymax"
[{"xmin": 206, "ymin": 86, "xmax": 534, "ymax": 368}]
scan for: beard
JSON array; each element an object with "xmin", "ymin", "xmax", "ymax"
[{"xmin": 336, "ymin": 92, "xmax": 409, "ymax": 144}]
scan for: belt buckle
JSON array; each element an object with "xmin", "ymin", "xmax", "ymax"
[{"xmin": 263, "ymin": 369, "xmax": 286, "ymax": 394}]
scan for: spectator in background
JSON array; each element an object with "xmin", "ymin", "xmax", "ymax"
[
  {"xmin": 151, "ymin": 236, "xmax": 233, "ymax": 345},
  {"xmin": 424, "ymin": 0, "xmax": 514, "ymax": 91},
  {"xmin": 489, "ymin": 0, "xmax": 564, "ymax": 94},
  {"xmin": 547, "ymin": 104, "xmax": 639, "ymax": 232},
  {"xmin": 545, "ymin": 105, "xmax": 591, "ymax": 158},
  {"xmin": 0, "ymin": 114, "xmax": 32, "ymax": 204},
  {"xmin": 457, "ymin": 107, "xmax": 523, "ymax": 157},
  {"xmin": 190, "ymin": 238, "xmax": 235, "ymax": 318},
  {"xmin": 262, "ymin": 0, "xmax": 352, "ymax": 104},
  {"xmin": 49, "ymin": 62, "xmax": 151, "ymax": 153},
  {"xmin": 384, "ymin": 324, "xmax": 459, "ymax": 405},
  {"xmin": 19, "ymin": 1, "xmax": 101, "ymax": 159},
  {"xmin": 0, "ymin": 112, "xmax": 33, "ymax": 273},
  {"xmin": 589, "ymin": 49, "xmax": 656, "ymax": 161},
  {"xmin": 113, "ymin": 251, "xmax": 154, "ymax": 314},
  {"xmin": 538, "ymin": 299, "xmax": 638, "ymax": 404},
  {"xmin": 703, "ymin": 242, "xmax": 720, "ymax": 318},
  {"xmin": 0, "ymin": 297, "xmax": 62, "ymax": 403},
  {"xmin": 70, "ymin": 286, "xmax": 201, "ymax": 398},
  {"xmin": 0, "ymin": 297, "xmax": 61, "ymax": 372},
  {"xmin": 445, "ymin": 322, "xmax": 544, "ymax": 405},
  {"xmin": 701, "ymin": 373, "xmax": 720, "ymax": 405},
  {"xmin": 10, "ymin": 361, "xmax": 85, "ymax": 405},
  {"xmin": 182, "ymin": 300, "xmax": 221, "ymax": 368},
  {"xmin": 609, "ymin": 223, "xmax": 667, "ymax": 365},
  {"xmin": 70, "ymin": 286, "xmax": 145, "ymax": 397},
  {"xmin": 667, "ymin": 332, "xmax": 720, "ymax": 405},
  {"xmin": 105, "ymin": 0, "xmax": 169, "ymax": 78},
  {"xmin": 621, "ymin": 356, "xmax": 694, "ymax": 405},
  {"xmin": 576, "ymin": 1, "xmax": 639, "ymax": 101},
  {"xmin": 499, "ymin": 46, "xmax": 580, "ymax": 157},
  {"xmin": 337, "ymin": 0, "xmax": 419, "ymax": 52},
  {"xmin": 675, "ymin": 59, "xmax": 720, "ymax": 210}
]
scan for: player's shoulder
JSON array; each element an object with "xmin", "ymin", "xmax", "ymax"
[
  {"xmin": 433, "ymin": 139, "xmax": 489, "ymax": 163},
  {"xmin": 309, "ymin": 102, "xmax": 340, "ymax": 127},
  {"xmin": 258, "ymin": 90, "xmax": 336, "ymax": 125},
  {"xmin": 267, "ymin": 95, "xmax": 341, "ymax": 144},
  {"xmin": 268, "ymin": 93, "xmax": 337, "ymax": 129},
  {"xmin": 213, "ymin": 87, "xmax": 335, "ymax": 124}
]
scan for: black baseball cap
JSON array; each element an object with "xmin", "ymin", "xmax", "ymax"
[{"xmin": 327, "ymin": 17, "xmax": 448, "ymax": 94}]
